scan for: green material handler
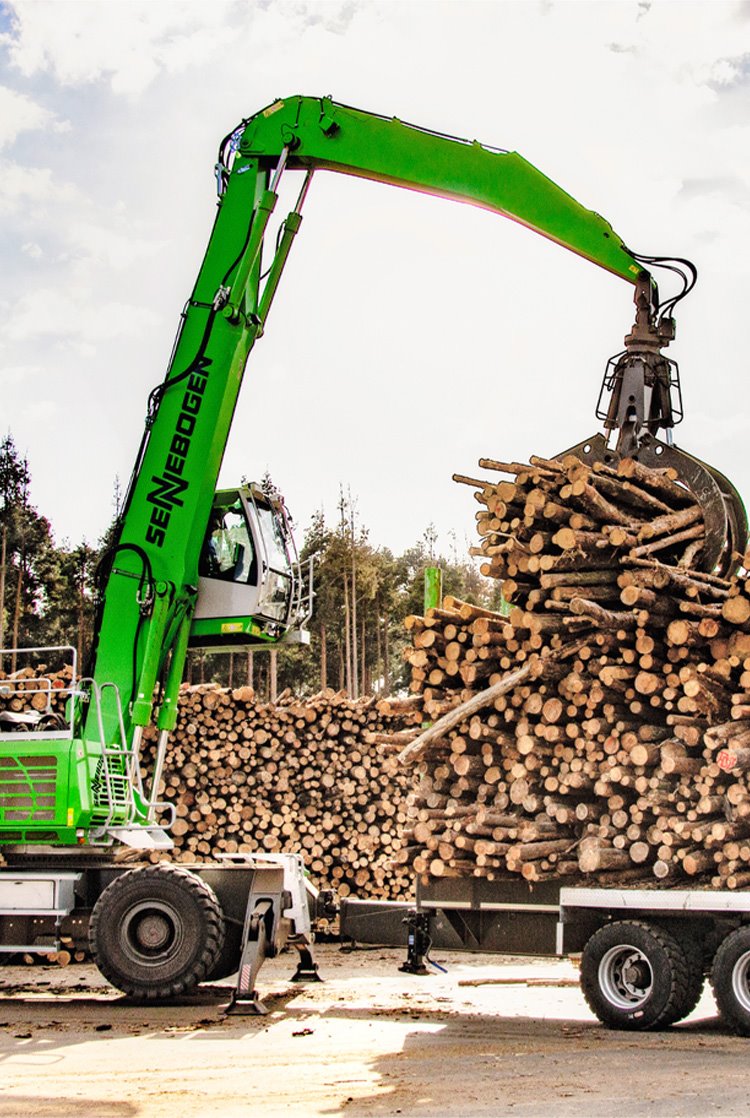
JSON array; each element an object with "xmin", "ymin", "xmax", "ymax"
[{"xmin": 0, "ymin": 96, "xmax": 744, "ymax": 1001}]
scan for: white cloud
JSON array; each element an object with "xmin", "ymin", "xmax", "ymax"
[
  {"xmin": 4, "ymin": 287, "xmax": 160, "ymax": 350},
  {"xmin": 0, "ymin": 362, "xmax": 43, "ymax": 387},
  {"xmin": 21, "ymin": 398, "xmax": 57, "ymax": 425},
  {"xmin": 0, "ymin": 84, "xmax": 55, "ymax": 147},
  {"xmin": 2, "ymin": 0, "xmax": 240, "ymax": 96},
  {"xmin": 0, "ymin": 0, "xmax": 366, "ymax": 96},
  {"xmin": 0, "ymin": 159, "xmax": 161, "ymax": 279},
  {"xmin": 686, "ymin": 409, "xmax": 750, "ymax": 451},
  {"xmin": 0, "ymin": 159, "xmax": 82, "ymax": 213},
  {"xmin": 63, "ymin": 218, "xmax": 166, "ymax": 272}
]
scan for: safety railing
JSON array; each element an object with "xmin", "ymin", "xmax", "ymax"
[{"xmin": 0, "ymin": 646, "xmax": 78, "ymax": 742}]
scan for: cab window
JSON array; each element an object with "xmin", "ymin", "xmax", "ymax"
[{"xmin": 199, "ymin": 505, "xmax": 258, "ymax": 585}]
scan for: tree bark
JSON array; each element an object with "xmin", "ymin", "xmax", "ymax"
[
  {"xmin": 351, "ymin": 505, "xmax": 359, "ymax": 699},
  {"xmin": 397, "ymin": 657, "xmax": 543, "ymax": 766},
  {"xmin": 383, "ymin": 610, "xmax": 391, "ymax": 695},
  {"xmin": 269, "ymin": 648, "xmax": 278, "ymax": 703},
  {"xmin": 0, "ymin": 523, "xmax": 6, "ymax": 670},
  {"xmin": 11, "ymin": 546, "xmax": 23, "ymax": 674},
  {"xmin": 320, "ymin": 621, "xmax": 327, "ymax": 691},
  {"xmin": 343, "ymin": 570, "xmax": 352, "ymax": 698}
]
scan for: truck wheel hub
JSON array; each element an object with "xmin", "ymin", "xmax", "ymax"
[
  {"xmin": 599, "ymin": 944, "xmax": 653, "ymax": 1008},
  {"xmin": 121, "ymin": 901, "xmax": 182, "ymax": 960},
  {"xmin": 135, "ymin": 912, "xmax": 172, "ymax": 950}
]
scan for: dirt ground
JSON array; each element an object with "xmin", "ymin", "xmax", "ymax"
[{"xmin": 0, "ymin": 945, "xmax": 748, "ymax": 1118}]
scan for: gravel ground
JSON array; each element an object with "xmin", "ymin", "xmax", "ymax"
[{"xmin": 0, "ymin": 945, "xmax": 747, "ymax": 1118}]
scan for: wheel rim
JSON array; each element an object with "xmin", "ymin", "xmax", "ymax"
[
  {"xmin": 731, "ymin": 951, "xmax": 750, "ymax": 1013},
  {"xmin": 598, "ymin": 944, "xmax": 654, "ymax": 1010},
  {"xmin": 120, "ymin": 900, "xmax": 184, "ymax": 967}
]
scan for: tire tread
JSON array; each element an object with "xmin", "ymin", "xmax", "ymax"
[
  {"xmin": 89, "ymin": 863, "xmax": 225, "ymax": 1001},
  {"xmin": 581, "ymin": 919, "xmax": 690, "ymax": 1031},
  {"xmin": 710, "ymin": 926, "xmax": 750, "ymax": 1036}
]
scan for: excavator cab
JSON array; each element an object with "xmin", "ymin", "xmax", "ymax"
[{"xmin": 189, "ymin": 484, "xmax": 312, "ymax": 650}]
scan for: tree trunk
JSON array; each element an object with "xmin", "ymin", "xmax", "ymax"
[
  {"xmin": 375, "ymin": 601, "xmax": 382, "ymax": 694},
  {"xmin": 77, "ymin": 581, "xmax": 85, "ymax": 668},
  {"xmin": 351, "ymin": 508, "xmax": 359, "ymax": 699},
  {"xmin": 11, "ymin": 548, "xmax": 23, "ymax": 674},
  {"xmin": 383, "ymin": 611, "xmax": 390, "ymax": 695},
  {"xmin": 320, "ymin": 621, "xmax": 327, "ymax": 691},
  {"xmin": 361, "ymin": 612, "xmax": 368, "ymax": 695},
  {"xmin": 246, "ymin": 650, "xmax": 254, "ymax": 688},
  {"xmin": 0, "ymin": 523, "xmax": 6, "ymax": 671},
  {"xmin": 77, "ymin": 554, "xmax": 87, "ymax": 669},
  {"xmin": 343, "ymin": 571, "xmax": 352, "ymax": 697},
  {"xmin": 269, "ymin": 648, "xmax": 277, "ymax": 703}
]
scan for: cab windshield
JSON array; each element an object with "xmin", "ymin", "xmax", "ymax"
[
  {"xmin": 256, "ymin": 503, "xmax": 290, "ymax": 572},
  {"xmin": 199, "ymin": 504, "xmax": 258, "ymax": 585}
]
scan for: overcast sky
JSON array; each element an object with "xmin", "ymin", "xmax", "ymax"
[{"xmin": 1, "ymin": 0, "xmax": 749, "ymax": 559}]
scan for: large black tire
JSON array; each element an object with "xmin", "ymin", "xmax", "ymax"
[
  {"xmin": 710, "ymin": 926, "xmax": 750, "ymax": 1035},
  {"xmin": 580, "ymin": 920, "xmax": 691, "ymax": 1030},
  {"xmin": 89, "ymin": 864, "xmax": 225, "ymax": 1000},
  {"xmin": 659, "ymin": 924, "xmax": 705, "ymax": 1025}
]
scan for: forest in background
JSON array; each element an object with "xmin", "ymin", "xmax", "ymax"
[{"xmin": 0, "ymin": 432, "xmax": 500, "ymax": 698}]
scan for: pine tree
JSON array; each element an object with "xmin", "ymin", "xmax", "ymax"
[{"xmin": 0, "ymin": 434, "xmax": 59, "ymax": 669}]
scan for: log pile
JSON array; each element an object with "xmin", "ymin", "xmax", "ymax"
[
  {"xmin": 0, "ymin": 670, "xmax": 417, "ymax": 900},
  {"xmin": 0, "ymin": 662, "xmax": 72, "ymax": 716},
  {"xmin": 395, "ymin": 454, "xmax": 750, "ymax": 889},
  {"xmin": 145, "ymin": 686, "xmax": 416, "ymax": 899}
]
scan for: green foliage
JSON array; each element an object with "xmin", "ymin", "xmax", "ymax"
[
  {"xmin": 387, "ymin": 524, "xmax": 499, "ymax": 692},
  {"xmin": 1, "ymin": 433, "xmax": 499, "ymax": 700},
  {"xmin": 0, "ymin": 433, "xmax": 57, "ymax": 660},
  {"xmin": 0, "ymin": 433, "xmax": 106, "ymax": 671},
  {"xmin": 44, "ymin": 542, "xmax": 99, "ymax": 663}
]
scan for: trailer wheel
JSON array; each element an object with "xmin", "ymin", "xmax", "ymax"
[
  {"xmin": 580, "ymin": 920, "xmax": 690, "ymax": 1030},
  {"xmin": 90, "ymin": 864, "xmax": 225, "ymax": 1000},
  {"xmin": 660, "ymin": 927, "xmax": 705, "ymax": 1025},
  {"xmin": 710, "ymin": 927, "xmax": 750, "ymax": 1035}
]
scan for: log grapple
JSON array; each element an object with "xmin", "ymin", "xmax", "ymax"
[{"xmin": 562, "ymin": 267, "xmax": 747, "ymax": 576}]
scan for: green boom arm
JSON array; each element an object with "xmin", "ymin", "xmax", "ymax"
[
  {"xmin": 85, "ymin": 95, "xmax": 646, "ymax": 832},
  {"xmin": 235, "ymin": 96, "xmax": 643, "ymax": 283}
]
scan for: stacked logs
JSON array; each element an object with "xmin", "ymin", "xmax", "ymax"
[
  {"xmin": 0, "ymin": 662, "xmax": 73, "ymax": 716},
  {"xmin": 394, "ymin": 453, "xmax": 750, "ymax": 889},
  {"xmin": 0, "ymin": 671, "xmax": 416, "ymax": 899},
  {"xmin": 145, "ymin": 686, "xmax": 416, "ymax": 899}
]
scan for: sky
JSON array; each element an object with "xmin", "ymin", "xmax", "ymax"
[{"xmin": 1, "ymin": 0, "xmax": 750, "ymax": 561}]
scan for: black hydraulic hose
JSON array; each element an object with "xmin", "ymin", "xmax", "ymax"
[
  {"xmin": 146, "ymin": 305, "xmax": 218, "ymax": 422},
  {"xmin": 114, "ymin": 300, "xmax": 217, "ymax": 539},
  {"xmin": 217, "ymin": 120, "xmax": 248, "ymax": 182},
  {"xmin": 85, "ymin": 543, "xmax": 155, "ymax": 684},
  {"xmin": 145, "ymin": 196, "xmax": 261, "ymax": 424},
  {"xmin": 629, "ymin": 252, "xmax": 698, "ymax": 321}
]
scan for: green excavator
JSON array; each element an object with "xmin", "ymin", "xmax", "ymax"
[{"xmin": 0, "ymin": 96, "xmax": 745, "ymax": 1000}]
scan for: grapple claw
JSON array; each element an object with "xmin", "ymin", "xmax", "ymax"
[
  {"xmin": 559, "ymin": 266, "xmax": 748, "ymax": 577},
  {"xmin": 559, "ymin": 432, "xmax": 748, "ymax": 578}
]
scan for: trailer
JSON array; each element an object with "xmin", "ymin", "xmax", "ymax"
[{"xmin": 340, "ymin": 875, "xmax": 750, "ymax": 1035}]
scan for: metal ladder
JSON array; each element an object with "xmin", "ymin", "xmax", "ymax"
[{"xmin": 82, "ymin": 679, "xmax": 174, "ymax": 846}]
